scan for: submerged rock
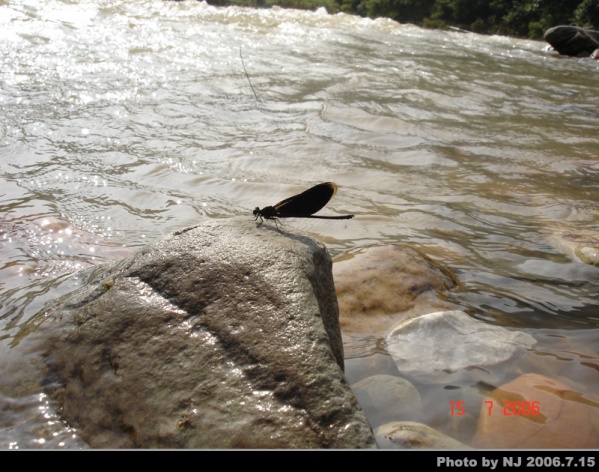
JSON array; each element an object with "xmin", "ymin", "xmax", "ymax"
[
  {"xmin": 334, "ymin": 244, "xmax": 460, "ymax": 339},
  {"xmin": 375, "ymin": 421, "xmax": 472, "ymax": 449},
  {"xmin": 23, "ymin": 218, "xmax": 376, "ymax": 449},
  {"xmin": 547, "ymin": 230, "xmax": 599, "ymax": 266},
  {"xmin": 351, "ymin": 374, "xmax": 422, "ymax": 428},
  {"xmin": 473, "ymin": 373, "xmax": 599, "ymax": 449},
  {"xmin": 385, "ymin": 310, "xmax": 536, "ymax": 384}
]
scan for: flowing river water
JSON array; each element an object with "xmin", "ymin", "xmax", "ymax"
[{"xmin": 1, "ymin": 0, "xmax": 598, "ymax": 449}]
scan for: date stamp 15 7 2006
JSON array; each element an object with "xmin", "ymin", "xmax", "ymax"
[{"xmin": 450, "ymin": 400, "xmax": 540, "ymax": 417}]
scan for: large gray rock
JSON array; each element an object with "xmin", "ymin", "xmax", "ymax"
[
  {"xmin": 544, "ymin": 25, "xmax": 599, "ymax": 57},
  {"xmin": 28, "ymin": 218, "xmax": 376, "ymax": 448}
]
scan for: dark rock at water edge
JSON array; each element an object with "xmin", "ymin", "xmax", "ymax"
[
  {"xmin": 26, "ymin": 218, "xmax": 376, "ymax": 449},
  {"xmin": 544, "ymin": 25, "xmax": 599, "ymax": 57}
]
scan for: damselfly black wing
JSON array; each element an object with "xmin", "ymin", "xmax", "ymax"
[
  {"xmin": 273, "ymin": 182, "xmax": 337, "ymax": 217},
  {"xmin": 253, "ymin": 182, "xmax": 354, "ymax": 223}
]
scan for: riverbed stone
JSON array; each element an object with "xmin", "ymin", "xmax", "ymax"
[
  {"xmin": 547, "ymin": 230, "xmax": 599, "ymax": 266},
  {"xmin": 351, "ymin": 374, "xmax": 422, "ymax": 428},
  {"xmin": 334, "ymin": 244, "xmax": 460, "ymax": 339},
  {"xmin": 385, "ymin": 310, "xmax": 536, "ymax": 384},
  {"xmin": 25, "ymin": 217, "xmax": 376, "ymax": 449},
  {"xmin": 375, "ymin": 421, "xmax": 471, "ymax": 449},
  {"xmin": 473, "ymin": 373, "xmax": 599, "ymax": 449}
]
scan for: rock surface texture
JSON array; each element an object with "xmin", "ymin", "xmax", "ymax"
[{"xmin": 31, "ymin": 218, "xmax": 376, "ymax": 448}]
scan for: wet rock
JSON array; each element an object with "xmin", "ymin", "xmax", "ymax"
[
  {"xmin": 375, "ymin": 421, "xmax": 471, "ymax": 449},
  {"xmin": 334, "ymin": 244, "xmax": 460, "ymax": 339},
  {"xmin": 25, "ymin": 218, "xmax": 376, "ymax": 449},
  {"xmin": 385, "ymin": 310, "xmax": 536, "ymax": 384},
  {"xmin": 544, "ymin": 25, "xmax": 599, "ymax": 57},
  {"xmin": 351, "ymin": 374, "xmax": 421, "ymax": 428},
  {"xmin": 473, "ymin": 373, "xmax": 599, "ymax": 449},
  {"xmin": 547, "ymin": 230, "xmax": 599, "ymax": 266}
]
